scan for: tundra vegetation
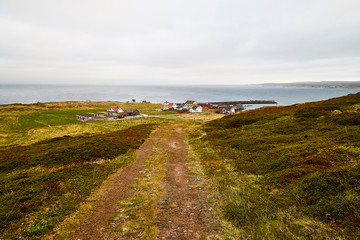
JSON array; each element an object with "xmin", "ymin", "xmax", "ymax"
[
  {"xmin": 188, "ymin": 92, "xmax": 360, "ymax": 239},
  {"xmin": 1, "ymin": 93, "xmax": 360, "ymax": 239},
  {"xmin": 0, "ymin": 101, "xmax": 167, "ymax": 239}
]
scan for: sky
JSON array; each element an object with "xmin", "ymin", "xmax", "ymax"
[{"xmin": 0, "ymin": 0, "xmax": 360, "ymax": 85}]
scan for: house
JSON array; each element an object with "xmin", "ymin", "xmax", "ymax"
[
  {"xmin": 107, "ymin": 106, "xmax": 123, "ymax": 116},
  {"xmin": 222, "ymin": 106, "xmax": 235, "ymax": 114},
  {"xmin": 218, "ymin": 105, "xmax": 227, "ymax": 111},
  {"xmin": 107, "ymin": 110, "xmax": 117, "ymax": 117},
  {"xmin": 198, "ymin": 103, "xmax": 211, "ymax": 108},
  {"xmin": 233, "ymin": 104, "xmax": 245, "ymax": 113},
  {"xmin": 94, "ymin": 112, "xmax": 105, "ymax": 118},
  {"xmin": 185, "ymin": 100, "xmax": 198, "ymax": 106},
  {"xmin": 189, "ymin": 106, "xmax": 203, "ymax": 113},
  {"xmin": 175, "ymin": 103, "xmax": 186, "ymax": 110},
  {"xmin": 107, "ymin": 106, "xmax": 123, "ymax": 113},
  {"xmin": 162, "ymin": 103, "xmax": 174, "ymax": 110},
  {"xmin": 167, "ymin": 103, "xmax": 175, "ymax": 110},
  {"xmin": 124, "ymin": 109, "xmax": 140, "ymax": 116},
  {"xmin": 76, "ymin": 114, "xmax": 94, "ymax": 122},
  {"xmin": 198, "ymin": 103, "xmax": 218, "ymax": 109}
]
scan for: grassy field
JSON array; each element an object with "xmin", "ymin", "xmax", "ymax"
[
  {"xmin": 0, "ymin": 101, "xmax": 165, "ymax": 146},
  {"xmin": 0, "ymin": 101, "xmax": 167, "ymax": 239},
  {"xmin": 187, "ymin": 92, "xmax": 360, "ymax": 239}
]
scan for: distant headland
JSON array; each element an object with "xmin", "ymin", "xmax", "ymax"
[{"xmin": 260, "ymin": 81, "xmax": 360, "ymax": 89}]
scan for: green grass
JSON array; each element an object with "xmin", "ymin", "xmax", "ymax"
[
  {"xmin": 188, "ymin": 92, "xmax": 360, "ymax": 238},
  {"xmin": 0, "ymin": 124, "xmax": 157, "ymax": 239},
  {"xmin": 0, "ymin": 101, "xmax": 168, "ymax": 147},
  {"xmin": 13, "ymin": 110, "xmax": 101, "ymax": 130},
  {"xmin": 0, "ymin": 101, "xmax": 165, "ymax": 239}
]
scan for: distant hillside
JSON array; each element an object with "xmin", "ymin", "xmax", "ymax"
[
  {"xmin": 190, "ymin": 92, "xmax": 360, "ymax": 238},
  {"xmin": 261, "ymin": 81, "xmax": 360, "ymax": 89}
]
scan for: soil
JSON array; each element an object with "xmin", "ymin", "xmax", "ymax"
[
  {"xmin": 70, "ymin": 124, "xmax": 219, "ymax": 239},
  {"xmin": 70, "ymin": 128, "xmax": 162, "ymax": 240},
  {"xmin": 155, "ymin": 126, "xmax": 220, "ymax": 239}
]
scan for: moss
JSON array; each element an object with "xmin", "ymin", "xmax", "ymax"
[{"xmin": 190, "ymin": 92, "xmax": 360, "ymax": 238}]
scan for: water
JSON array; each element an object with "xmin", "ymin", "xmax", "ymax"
[{"xmin": 0, "ymin": 84, "xmax": 359, "ymax": 107}]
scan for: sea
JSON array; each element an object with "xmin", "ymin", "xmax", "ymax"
[{"xmin": 0, "ymin": 84, "xmax": 359, "ymax": 109}]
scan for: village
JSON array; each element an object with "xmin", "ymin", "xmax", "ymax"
[{"xmin": 75, "ymin": 99, "xmax": 248, "ymax": 122}]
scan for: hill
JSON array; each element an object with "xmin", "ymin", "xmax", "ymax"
[{"xmin": 188, "ymin": 92, "xmax": 360, "ymax": 238}]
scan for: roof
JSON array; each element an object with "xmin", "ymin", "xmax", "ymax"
[
  {"xmin": 77, "ymin": 114, "xmax": 93, "ymax": 117},
  {"xmin": 112, "ymin": 107, "xmax": 122, "ymax": 111},
  {"xmin": 124, "ymin": 109, "xmax": 140, "ymax": 115},
  {"xmin": 168, "ymin": 103, "xmax": 174, "ymax": 107},
  {"xmin": 185, "ymin": 100, "xmax": 196, "ymax": 104}
]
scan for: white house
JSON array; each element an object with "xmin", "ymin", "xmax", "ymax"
[
  {"xmin": 222, "ymin": 106, "xmax": 235, "ymax": 114},
  {"xmin": 189, "ymin": 106, "xmax": 203, "ymax": 113},
  {"xmin": 107, "ymin": 106, "xmax": 123, "ymax": 113},
  {"xmin": 175, "ymin": 103, "xmax": 186, "ymax": 110},
  {"xmin": 162, "ymin": 103, "xmax": 175, "ymax": 111}
]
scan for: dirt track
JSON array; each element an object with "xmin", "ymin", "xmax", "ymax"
[
  {"xmin": 70, "ymin": 129, "xmax": 162, "ymax": 239},
  {"xmin": 156, "ymin": 126, "xmax": 218, "ymax": 239},
  {"xmin": 70, "ymin": 124, "xmax": 218, "ymax": 239}
]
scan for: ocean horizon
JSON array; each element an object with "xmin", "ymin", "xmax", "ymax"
[{"xmin": 1, "ymin": 84, "xmax": 359, "ymax": 108}]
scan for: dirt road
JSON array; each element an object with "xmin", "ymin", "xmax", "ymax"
[
  {"xmin": 70, "ymin": 124, "xmax": 218, "ymax": 239},
  {"xmin": 156, "ymin": 126, "xmax": 218, "ymax": 239},
  {"xmin": 70, "ymin": 128, "xmax": 163, "ymax": 239}
]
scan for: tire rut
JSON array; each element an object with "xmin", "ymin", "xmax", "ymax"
[
  {"xmin": 155, "ymin": 126, "xmax": 219, "ymax": 239},
  {"xmin": 70, "ymin": 128, "xmax": 164, "ymax": 240}
]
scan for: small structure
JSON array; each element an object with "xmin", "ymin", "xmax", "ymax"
[
  {"xmin": 189, "ymin": 106, "xmax": 203, "ymax": 113},
  {"xmin": 185, "ymin": 100, "xmax": 198, "ymax": 106},
  {"xmin": 107, "ymin": 106, "xmax": 123, "ymax": 113},
  {"xmin": 222, "ymin": 106, "xmax": 235, "ymax": 114},
  {"xmin": 124, "ymin": 109, "xmax": 140, "ymax": 116},
  {"xmin": 94, "ymin": 112, "xmax": 105, "ymax": 118},
  {"xmin": 106, "ymin": 106, "xmax": 123, "ymax": 117},
  {"xmin": 76, "ymin": 114, "xmax": 94, "ymax": 122},
  {"xmin": 175, "ymin": 103, "xmax": 186, "ymax": 110},
  {"xmin": 233, "ymin": 104, "xmax": 245, "ymax": 113},
  {"xmin": 107, "ymin": 110, "xmax": 117, "ymax": 117},
  {"xmin": 162, "ymin": 103, "xmax": 175, "ymax": 111}
]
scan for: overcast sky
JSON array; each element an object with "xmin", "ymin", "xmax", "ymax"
[{"xmin": 0, "ymin": 0, "xmax": 360, "ymax": 85}]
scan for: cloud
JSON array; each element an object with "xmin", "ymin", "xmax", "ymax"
[{"xmin": 0, "ymin": 0, "xmax": 360, "ymax": 84}]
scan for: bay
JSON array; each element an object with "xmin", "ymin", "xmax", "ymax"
[{"xmin": 0, "ymin": 84, "xmax": 359, "ymax": 108}]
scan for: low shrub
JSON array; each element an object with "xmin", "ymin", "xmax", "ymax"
[
  {"xmin": 0, "ymin": 124, "xmax": 157, "ymax": 238},
  {"xmin": 192, "ymin": 92, "xmax": 360, "ymax": 238}
]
